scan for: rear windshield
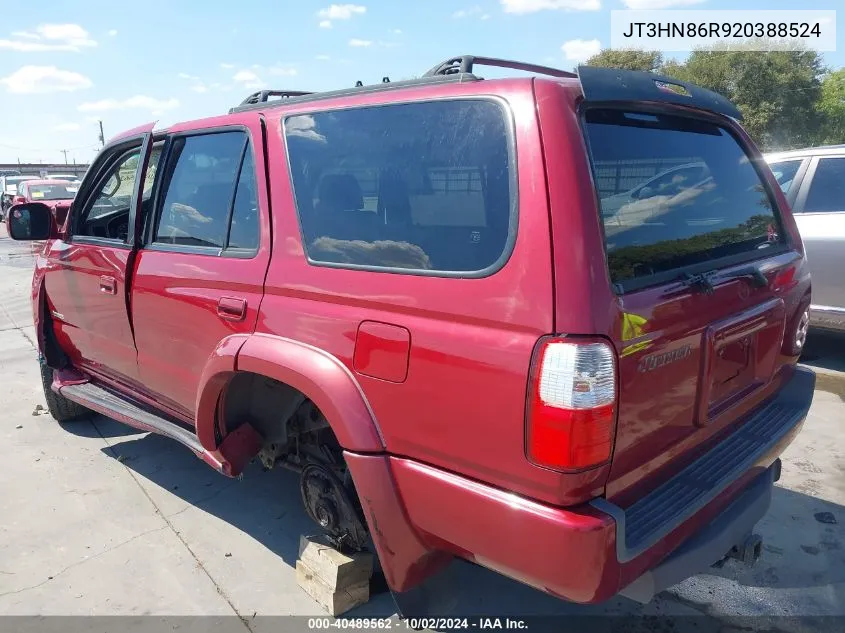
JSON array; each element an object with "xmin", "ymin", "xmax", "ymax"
[
  {"xmin": 28, "ymin": 184, "xmax": 78, "ymax": 200},
  {"xmin": 584, "ymin": 109, "xmax": 785, "ymax": 290}
]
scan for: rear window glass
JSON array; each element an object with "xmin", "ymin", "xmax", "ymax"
[
  {"xmin": 585, "ymin": 109, "xmax": 784, "ymax": 289},
  {"xmin": 284, "ymin": 100, "xmax": 513, "ymax": 274}
]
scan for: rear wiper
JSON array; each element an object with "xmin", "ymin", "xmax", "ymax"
[
  {"xmin": 676, "ymin": 265, "xmax": 768, "ymax": 296},
  {"xmin": 711, "ymin": 265, "xmax": 768, "ymax": 289},
  {"xmin": 678, "ymin": 271, "xmax": 716, "ymax": 295}
]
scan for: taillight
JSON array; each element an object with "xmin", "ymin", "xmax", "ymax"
[{"xmin": 526, "ymin": 338, "xmax": 617, "ymax": 471}]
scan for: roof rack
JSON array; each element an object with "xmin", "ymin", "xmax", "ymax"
[
  {"xmin": 423, "ymin": 55, "xmax": 577, "ymax": 79},
  {"xmin": 229, "ymin": 54, "xmax": 576, "ymax": 114},
  {"xmin": 238, "ymin": 90, "xmax": 314, "ymax": 106}
]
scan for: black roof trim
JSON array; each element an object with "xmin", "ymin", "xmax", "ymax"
[
  {"xmin": 424, "ymin": 55, "xmax": 577, "ymax": 79},
  {"xmin": 229, "ymin": 74, "xmax": 479, "ymax": 114},
  {"xmin": 239, "ymin": 90, "xmax": 314, "ymax": 106},
  {"xmin": 577, "ymin": 65, "xmax": 743, "ymax": 121}
]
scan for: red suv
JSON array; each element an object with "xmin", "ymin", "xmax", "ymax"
[{"xmin": 7, "ymin": 56, "xmax": 815, "ymax": 605}]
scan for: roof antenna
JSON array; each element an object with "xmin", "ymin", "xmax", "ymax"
[
  {"xmin": 355, "ymin": 80, "xmax": 363, "ymax": 87},
  {"xmin": 382, "ymin": 76, "xmax": 390, "ymax": 83}
]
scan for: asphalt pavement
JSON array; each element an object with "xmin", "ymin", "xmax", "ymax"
[{"xmin": 0, "ymin": 226, "xmax": 842, "ymax": 630}]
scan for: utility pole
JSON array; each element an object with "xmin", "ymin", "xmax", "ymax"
[
  {"xmin": 98, "ymin": 120, "xmax": 105, "ymax": 147},
  {"xmin": 60, "ymin": 149, "xmax": 69, "ymax": 164}
]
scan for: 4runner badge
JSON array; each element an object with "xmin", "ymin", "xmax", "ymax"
[{"xmin": 638, "ymin": 344, "xmax": 691, "ymax": 373}]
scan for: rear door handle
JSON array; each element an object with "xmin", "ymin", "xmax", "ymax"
[
  {"xmin": 217, "ymin": 297, "xmax": 247, "ymax": 322},
  {"xmin": 99, "ymin": 275, "xmax": 117, "ymax": 295}
]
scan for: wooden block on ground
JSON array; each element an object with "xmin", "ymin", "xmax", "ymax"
[
  {"xmin": 298, "ymin": 534, "xmax": 373, "ymax": 590},
  {"xmin": 296, "ymin": 559, "xmax": 370, "ymax": 616}
]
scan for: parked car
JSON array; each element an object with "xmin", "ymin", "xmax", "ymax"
[
  {"xmin": 12, "ymin": 179, "xmax": 79, "ymax": 228},
  {"xmin": 599, "ymin": 161, "xmax": 711, "ymax": 223},
  {"xmin": 1, "ymin": 175, "xmax": 38, "ymax": 218},
  {"xmin": 765, "ymin": 145, "xmax": 845, "ymax": 334},
  {"xmin": 5, "ymin": 58, "xmax": 814, "ymax": 606},
  {"xmin": 0, "ymin": 169, "xmax": 21, "ymax": 178},
  {"xmin": 47, "ymin": 173, "xmax": 82, "ymax": 183}
]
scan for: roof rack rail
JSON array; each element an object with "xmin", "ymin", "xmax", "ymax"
[
  {"xmin": 239, "ymin": 89, "xmax": 314, "ymax": 106},
  {"xmin": 228, "ymin": 74, "xmax": 476, "ymax": 114},
  {"xmin": 423, "ymin": 55, "xmax": 577, "ymax": 79}
]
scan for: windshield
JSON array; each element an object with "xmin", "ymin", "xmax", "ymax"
[
  {"xmin": 27, "ymin": 184, "xmax": 78, "ymax": 200},
  {"xmin": 585, "ymin": 108, "xmax": 785, "ymax": 289}
]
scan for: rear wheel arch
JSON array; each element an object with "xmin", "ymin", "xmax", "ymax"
[
  {"xmin": 233, "ymin": 333, "xmax": 384, "ymax": 452},
  {"xmin": 194, "ymin": 333, "xmax": 384, "ymax": 454}
]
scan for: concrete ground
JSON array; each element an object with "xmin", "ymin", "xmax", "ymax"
[{"xmin": 0, "ymin": 226, "xmax": 842, "ymax": 629}]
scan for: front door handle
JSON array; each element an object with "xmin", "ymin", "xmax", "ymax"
[
  {"xmin": 99, "ymin": 275, "xmax": 117, "ymax": 295},
  {"xmin": 217, "ymin": 297, "xmax": 247, "ymax": 322}
]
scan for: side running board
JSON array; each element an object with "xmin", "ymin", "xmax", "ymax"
[{"xmin": 57, "ymin": 381, "xmax": 228, "ymax": 474}]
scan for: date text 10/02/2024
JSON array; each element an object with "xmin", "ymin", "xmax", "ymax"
[{"xmin": 308, "ymin": 618, "xmax": 529, "ymax": 630}]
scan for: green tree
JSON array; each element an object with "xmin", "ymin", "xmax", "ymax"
[
  {"xmin": 662, "ymin": 50, "xmax": 825, "ymax": 150},
  {"xmin": 584, "ymin": 49, "xmax": 664, "ymax": 73},
  {"xmin": 817, "ymin": 68, "xmax": 845, "ymax": 144}
]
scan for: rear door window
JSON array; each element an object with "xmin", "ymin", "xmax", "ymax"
[
  {"xmin": 584, "ymin": 109, "xmax": 785, "ymax": 290},
  {"xmin": 768, "ymin": 159, "xmax": 803, "ymax": 196},
  {"xmin": 284, "ymin": 99, "xmax": 514, "ymax": 275},
  {"xmin": 803, "ymin": 157, "xmax": 845, "ymax": 213}
]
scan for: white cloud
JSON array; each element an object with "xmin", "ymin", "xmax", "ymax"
[
  {"xmin": 54, "ymin": 122, "xmax": 81, "ymax": 132},
  {"xmin": 267, "ymin": 65, "xmax": 298, "ymax": 77},
  {"xmin": 177, "ymin": 72, "xmax": 198, "ymax": 80},
  {"xmin": 0, "ymin": 65, "xmax": 92, "ymax": 94},
  {"xmin": 561, "ymin": 38, "xmax": 601, "ymax": 62},
  {"xmin": 220, "ymin": 62, "xmax": 235, "ymax": 69},
  {"xmin": 392, "ymin": 28, "xmax": 402, "ymax": 34},
  {"xmin": 501, "ymin": 0, "xmax": 600, "ymax": 13},
  {"xmin": 191, "ymin": 84, "xmax": 208, "ymax": 93},
  {"xmin": 452, "ymin": 6, "xmax": 483, "ymax": 18},
  {"xmin": 622, "ymin": 0, "xmax": 703, "ymax": 7},
  {"xmin": 317, "ymin": 4, "xmax": 366, "ymax": 20},
  {"xmin": 233, "ymin": 69, "xmax": 260, "ymax": 83},
  {"xmin": 317, "ymin": 4, "xmax": 366, "ymax": 28},
  {"xmin": 316, "ymin": 54, "xmax": 331, "ymax": 60},
  {"xmin": 349, "ymin": 38, "xmax": 372, "ymax": 47},
  {"xmin": 481, "ymin": 13, "xmax": 491, "ymax": 19},
  {"xmin": 77, "ymin": 95, "xmax": 179, "ymax": 115},
  {"xmin": 0, "ymin": 23, "xmax": 97, "ymax": 52},
  {"xmin": 107, "ymin": 29, "xmax": 118, "ymax": 36}
]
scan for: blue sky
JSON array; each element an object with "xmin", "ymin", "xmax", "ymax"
[{"xmin": 0, "ymin": 0, "xmax": 841, "ymax": 164}]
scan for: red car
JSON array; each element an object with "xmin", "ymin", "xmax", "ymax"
[
  {"xmin": 13, "ymin": 179, "xmax": 79, "ymax": 228},
  {"xmin": 6, "ymin": 56, "xmax": 814, "ymax": 606}
]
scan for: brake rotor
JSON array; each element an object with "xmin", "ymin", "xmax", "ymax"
[{"xmin": 300, "ymin": 463, "xmax": 368, "ymax": 552}]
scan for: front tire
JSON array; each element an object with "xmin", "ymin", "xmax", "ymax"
[{"xmin": 39, "ymin": 361, "xmax": 89, "ymax": 422}]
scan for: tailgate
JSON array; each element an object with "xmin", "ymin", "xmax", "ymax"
[{"xmin": 579, "ymin": 105, "xmax": 810, "ymax": 504}]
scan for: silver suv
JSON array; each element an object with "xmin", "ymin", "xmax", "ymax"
[{"xmin": 766, "ymin": 145, "xmax": 845, "ymax": 334}]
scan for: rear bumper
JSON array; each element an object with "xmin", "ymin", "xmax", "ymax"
[{"xmin": 359, "ymin": 366, "xmax": 814, "ymax": 603}]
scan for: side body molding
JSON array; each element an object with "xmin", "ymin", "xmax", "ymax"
[{"xmin": 233, "ymin": 333, "xmax": 385, "ymax": 453}]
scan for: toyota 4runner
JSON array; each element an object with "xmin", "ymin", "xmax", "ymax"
[{"xmin": 6, "ymin": 56, "xmax": 815, "ymax": 604}]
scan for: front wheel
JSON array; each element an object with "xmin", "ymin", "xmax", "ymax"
[{"xmin": 39, "ymin": 361, "xmax": 89, "ymax": 422}]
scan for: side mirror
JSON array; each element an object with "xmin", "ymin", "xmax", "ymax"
[
  {"xmin": 636, "ymin": 185, "xmax": 655, "ymax": 200},
  {"xmin": 6, "ymin": 203, "xmax": 54, "ymax": 241}
]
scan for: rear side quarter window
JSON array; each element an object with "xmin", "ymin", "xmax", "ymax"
[{"xmin": 283, "ymin": 99, "xmax": 515, "ymax": 276}]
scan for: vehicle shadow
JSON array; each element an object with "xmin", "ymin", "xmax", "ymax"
[
  {"xmin": 801, "ymin": 330, "xmax": 845, "ymax": 376},
  {"xmin": 94, "ymin": 421, "xmax": 844, "ymax": 629}
]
